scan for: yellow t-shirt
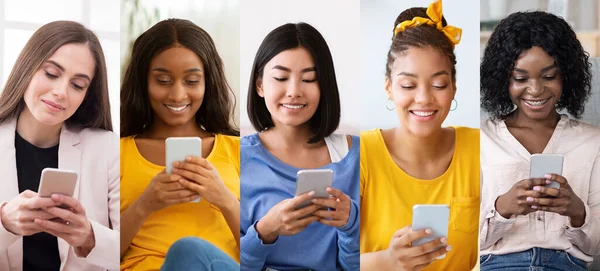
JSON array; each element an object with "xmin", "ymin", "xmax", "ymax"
[
  {"xmin": 360, "ymin": 127, "xmax": 480, "ymax": 271},
  {"xmin": 120, "ymin": 134, "xmax": 240, "ymax": 271}
]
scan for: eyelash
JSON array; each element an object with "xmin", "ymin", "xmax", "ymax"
[
  {"xmin": 274, "ymin": 77, "xmax": 317, "ymax": 83},
  {"xmin": 513, "ymin": 75, "xmax": 556, "ymax": 83},
  {"xmin": 157, "ymin": 79, "xmax": 200, "ymax": 85},
  {"xmin": 400, "ymin": 85, "xmax": 447, "ymax": 90},
  {"xmin": 46, "ymin": 72, "xmax": 84, "ymax": 91}
]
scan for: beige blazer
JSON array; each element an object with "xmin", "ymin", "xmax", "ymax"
[{"xmin": 0, "ymin": 119, "xmax": 119, "ymax": 270}]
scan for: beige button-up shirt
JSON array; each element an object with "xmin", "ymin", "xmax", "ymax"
[{"xmin": 480, "ymin": 115, "xmax": 600, "ymax": 263}]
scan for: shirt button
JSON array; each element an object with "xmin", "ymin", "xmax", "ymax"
[{"xmin": 537, "ymin": 217, "xmax": 542, "ymax": 221}]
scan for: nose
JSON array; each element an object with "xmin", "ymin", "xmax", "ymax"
[
  {"xmin": 285, "ymin": 78, "xmax": 302, "ymax": 98},
  {"xmin": 414, "ymin": 86, "xmax": 435, "ymax": 104},
  {"xmin": 168, "ymin": 82, "xmax": 188, "ymax": 102},
  {"xmin": 526, "ymin": 79, "xmax": 543, "ymax": 95},
  {"xmin": 51, "ymin": 79, "xmax": 69, "ymax": 100}
]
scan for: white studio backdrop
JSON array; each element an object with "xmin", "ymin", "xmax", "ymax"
[
  {"xmin": 360, "ymin": 0, "xmax": 481, "ymax": 130},
  {"xmin": 0, "ymin": 0, "xmax": 120, "ymax": 135},
  {"xmin": 240, "ymin": 0, "xmax": 361, "ymax": 136},
  {"xmin": 121, "ymin": 0, "xmax": 240, "ymax": 128}
]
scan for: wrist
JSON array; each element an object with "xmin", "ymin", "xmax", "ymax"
[
  {"xmin": 495, "ymin": 195, "xmax": 513, "ymax": 219},
  {"xmin": 256, "ymin": 219, "xmax": 277, "ymax": 244},
  {"xmin": 75, "ymin": 221, "xmax": 96, "ymax": 257},
  {"xmin": 569, "ymin": 203, "xmax": 586, "ymax": 228},
  {"xmin": 216, "ymin": 191, "xmax": 237, "ymax": 212}
]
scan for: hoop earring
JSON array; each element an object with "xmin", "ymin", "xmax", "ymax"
[
  {"xmin": 386, "ymin": 99, "xmax": 396, "ymax": 111},
  {"xmin": 450, "ymin": 99, "xmax": 458, "ymax": 111}
]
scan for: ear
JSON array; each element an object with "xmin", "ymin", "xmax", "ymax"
[
  {"xmin": 256, "ymin": 77, "xmax": 264, "ymax": 97},
  {"xmin": 384, "ymin": 77, "xmax": 393, "ymax": 100}
]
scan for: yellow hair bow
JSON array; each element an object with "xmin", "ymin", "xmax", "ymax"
[{"xmin": 393, "ymin": 0, "xmax": 462, "ymax": 46}]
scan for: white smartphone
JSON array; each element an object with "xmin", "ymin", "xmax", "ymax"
[
  {"xmin": 37, "ymin": 168, "xmax": 78, "ymax": 198},
  {"xmin": 295, "ymin": 169, "xmax": 334, "ymax": 209},
  {"xmin": 412, "ymin": 204, "xmax": 450, "ymax": 259},
  {"xmin": 530, "ymin": 154, "xmax": 563, "ymax": 189},
  {"xmin": 165, "ymin": 137, "xmax": 202, "ymax": 203}
]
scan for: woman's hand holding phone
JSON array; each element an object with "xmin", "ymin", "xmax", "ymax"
[
  {"xmin": 255, "ymin": 191, "xmax": 322, "ymax": 244},
  {"xmin": 495, "ymin": 178, "xmax": 549, "ymax": 218},
  {"xmin": 311, "ymin": 187, "xmax": 351, "ymax": 228},
  {"xmin": 171, "ymin": 156, "xmax": 237, "ymax": 210},
  {"xmin": 526, "ymin": 173, "xmax": 586, "ymax": 227},
  {"xmin": 0, "ymin": 190, "xmax": 58, "ymax": 235},
  {"xmin": 385, "ymin": 226, "xmax": 450, "ymax": 271},
  {"xmin": 137, "ymin": 169, "xmax": 200, "ymax": 216},
  {"xmin": 35, "ymin": 194, "xmax": 97, "ymax": 257}
]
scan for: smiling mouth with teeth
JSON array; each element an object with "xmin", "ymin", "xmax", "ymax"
[
  {"xmin": 410, "ymin": 110, "xmax": 436, "ymax": 117},
  {"xmin": 165, "ymin": 104, "xmax": 189, "ymax": 112},
  {"xmin": 523, "ymin": 98, "xmax": 550, "ymax": 107},
  {"xmin": 281, "ymin": 104, "xmax": 306, "ymax": 109}
]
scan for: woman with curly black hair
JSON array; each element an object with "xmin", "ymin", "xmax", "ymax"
[{"xmin": 480, "ymin": 11, "xmax": 600, "ymax": 271}]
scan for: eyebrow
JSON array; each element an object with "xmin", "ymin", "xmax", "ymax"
[
  {"xmin": 514, "ymin": 64, "xmax": 557, "ymax": 74},
  {"xmin": 272, "ymin": 65, "xmax": 316, "ymax": 73},
  {"xmin": 396, "ymin": 70, "xmax": 450, "ymax": 78},
  {"xmin": 151, "ymin": 67, "xmax": 203, "ymax": 73},
  {"xmin": 47, "ymin": 60, "xmax": 91, "ymax": 81}
]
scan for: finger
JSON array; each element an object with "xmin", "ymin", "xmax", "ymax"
[
  {"xmin": 289, "ymin": 191, "xmax": 316, "ymax": 209},
  {"xmin": 164, "ymin": 173, "xmax": 183, "ymax": 183},
  {"xmin": 174, "ymin": 160, "xmax": 212, "ymax": 176},
  {"xmin": 411, "ymin": 245, "xmax": 451, "ymax": 266},
  {"xmin": 520, "ymin": 178, "xmax": 547, "ymax": 189},
  {"xmin": 313, "ymin": 209, "xmax": 339, "ymax": 220},
  {"xmin": 178, "ymin": 178, "xmax": 205, "ymax": 193},
  {"xmin": 42, "ymin": 227, "xmax": 66, "ymax": 239},
  {"xmin": 176, "ymin": 156, "xmax": 212, "ymax": 171},
  {"xmin": 408, "ymin": 237, "xmax": 446, "ymax": 257},
  {"xmin": 160, "ymin": 179, "xmax": 188, "ymax": 191},
  {"xmin": 43, "ymin": 207, "xmax": 80, "ymax": 226},
  {"xmin": 172, "ymin": 167, "xmax": 209, "ymax": 186},
  {"xmin": 27, "ymin": 210, "xmax": 58, "ymax": 221},
  {"xmin": 163, "ymin": 188, "xmax": 201, "ymax": 200},
  {"xmin": 402, "ymin": 228, "xmax": 432, "ymax": 245},
  {"xmin": 526, "ymin": 196, "xmax": 555, "ymax": 206},
  {"xmin": 311, "ymin": 197, "xmax": 339, "ymax": 209},
  {"xmin": 25, "ymin": 197, "xmax": 61, "ymax": 209},
  {"xmin": 50, "ymin": 194, "xmax": 86, "ymax": 214},
  {"xmin": 521, "ymin": 190, "xmax": 545, "ymax": 198},
  {"xmin": 392, "ymin": 225, "xmax": 411, "ymax": 238},
  {"xmin": 35, "ymin": 218, "xmax": 71, "ymax": 234},
  {"xmin": 544, "ymin": 174, "xmax": 569, "ymax": 186},
  {"xmin": 21, "ymin": 190, "xmax": 37, "ymax": 198},
  {"xmin": 291, "ymin": 214, "xmax": 320, "ymax": 228},
  {"xmin": 532, "ymin": 186, "xmax": 560, "ymax": 197},
  {"xmin": 290, "ymin": 204, "xmax": 322, "ymax": 219},
  {"xmin": 325, "ymin": 187, "xmax": 349, "ymax": 202}
]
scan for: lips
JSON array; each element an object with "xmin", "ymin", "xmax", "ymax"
[
  {"xmin": 42, "ymin": 99, "xmax": 64, "ymax": 111},
  {"xmin": 410, "ymin": 110, "xmax": 437, "ymax": 117},
  {"xmin": 522, "ymin": 98, "xmax": 551, "ymax": 107},
  {"xmin": 165, "ymin": 104, "xmax": 190, "ymax": 112},
  {"xmin": 281, "ymin": 103, "xmax": 306, "ymax": 109}
]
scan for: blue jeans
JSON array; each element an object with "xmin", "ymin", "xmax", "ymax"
[
  {"xmin": 480, "ymin": 247, "xmax": 588, "ymax": 271},
  {"xmin": 160, "ymin": 237, "xmax": 239, "ymax": 271}
]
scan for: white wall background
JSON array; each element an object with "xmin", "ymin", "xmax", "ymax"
[
  {"xmin": 0, "ymin": 0, "xmax": 120, "ymax": 134},
  {"xmin": 121, "ymin": 0, "xmax": 240, "ymax": 128},
  {"xmin": 240, "ymin": 0, "xmax": 361, "ymax": 136},
  {"xmin": 360, "ymin": 0, "xmax": 481, "ymax": 130}
]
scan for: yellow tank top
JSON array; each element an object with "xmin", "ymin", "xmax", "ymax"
[
  {"xmin": 120, "ymin": 134, "xmax": 240, "ymax": 271},
  {"xmin": 360, "ymin": 127, "xmax": 480, "ymax": 270}
]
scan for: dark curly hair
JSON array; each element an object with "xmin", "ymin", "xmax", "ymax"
[
  {"xmin": 480, "ymin": 11, "xmax": 591, "ymax": 119},
  {"xmin": 386, "ymin": 7, "xmax": 457, "ymax": 81}
]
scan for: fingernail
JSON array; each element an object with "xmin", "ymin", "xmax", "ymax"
[
  {"xmin": 531, "ymin": 205, "xmax": 538, "ymax": 209},
  {"xmin": 425, "ymin": 229, "xmax": 432, "ymax": 234},
  {"xmin": 186, "ymin": 156, "xmax": 192, "ymax": 161},
  {"xmin": 440, "ymin": 237, "xmax": 447, "ymax": 244},
  {"xmin": 173, "ymin": 161, "xmax": 179, "ymax": 167},
  {"xmin": 308, "ymin": 191, "xmax": 315, "ymax": 196},
  {"xmin": 533, "ymin": 186, "xmax": 541, "ymax": 191},
  {"xmin": 311, "ymin": 199, "xmax": 317, "ymax": 203},
  {"xmin": 526, "ymin": 197, "xmax": 533, "ymax": 202},
  {"xmin": 446, "ymin": 245, "xmax": 452, "ymax": 251},
  {"xmin": 544, "ymin": 174, "xmax": 551, "ymax": 179},
  {"xmin": 546, "ymin": 180, "xmax": 552, "ymax": 184},
  {"xmin": 326, "ymin": 187, "xmax": 332, "ymax": 192}
]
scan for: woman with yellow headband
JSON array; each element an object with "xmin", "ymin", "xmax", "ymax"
[{"xmin": 360, "ymin": 1, "xmax": 479, "ymax": 270}]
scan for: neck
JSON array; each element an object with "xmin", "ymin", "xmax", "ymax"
[
  {"xmin": 16, "ymin": 109, "xmax": 62, "ymax": 148},
  {"xmin": 260, "ymin": 123, "xmax": 320, "ymax": 149},
  {"xmin": 507, "ymin": 110, "xmax": 561, "ymax": 129},
  {"xmin": 144, "ymin": 116, "xmax": 209, "ymax": 139},
  {"xmin": 392, "ymin": 126, "xmax": 448, "ymax": 162}
]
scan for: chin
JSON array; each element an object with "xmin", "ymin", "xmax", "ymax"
[{"xmin": 34, "ymin": 115, "xmax": 64, "ymax": 127}]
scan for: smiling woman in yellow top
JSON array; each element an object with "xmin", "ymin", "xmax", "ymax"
[
  {"xmin": 359, "ymin": 1, "xmax": 480, "ymax": 271},
  {"xmin": 119, "ymin": 19, "xmax": 240, "ymax": 271}
]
